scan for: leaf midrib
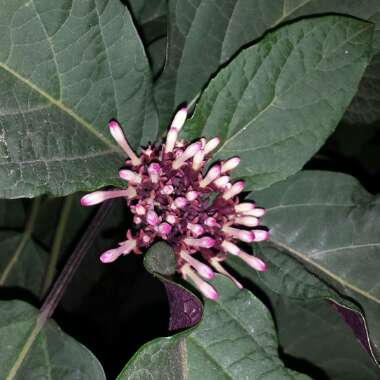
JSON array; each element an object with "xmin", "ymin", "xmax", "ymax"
[
  {"xmin": 0, "ymin": 62, "xmax": 122, "ymax": 156},
  {"xmin": 269, "ymin": 238, "xmax": 380, "ymax": 305},
  {"xmin": 188, "ymin": 295, "xmax": 284, "ymax": 379}
]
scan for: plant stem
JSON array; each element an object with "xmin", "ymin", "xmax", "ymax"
[
  {"xmin": 5, "ymin": 199, "xmax": 114, "ymax": 380},
  {"xmin": 41, "ymin": 195, "xmax": 74, "ymax": 297},
  {"xmin": 39, "ymin": 199, "xmax": 114, "ymax": 322},
  {"xmin": 0, "ymin": 197, "xmax": 41, "ymax": 285}
]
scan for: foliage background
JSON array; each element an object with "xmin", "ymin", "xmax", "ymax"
[{"xmin": 0, "ymin": 0, "xmax": 379, "ymax": 379}]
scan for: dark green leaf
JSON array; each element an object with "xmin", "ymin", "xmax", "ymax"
[
  {"xmin": 143, "ymin": 241, "xmax": 176, "ymax": 276},
  {"xmin": 0, "ymin": 231, "xmax": 47, "ymax": 297},
  {"xmin": 183, "ymin": 16, "xmax": 373, "ymax": 190},
  {"xmin": 228, "ymin": 254, "xmax": 379, "ymax": 377},
  {"xmin": 0, "ymin": 300, "xmax": 105, "ymax": 379},
  {"xmin": 155, "ymin": 0, "xmax": 380, "ymax": 128},
  {"xmin": 123, "ymin": 0, "xmax": 167, "ymax": 78},
  {"xmin": 343, "ymin": 52, "xmax": 380, "ymax": 126},
  {"xmin": 228, "ymin": 246, "xmax": 343, "ymax": 303},
  {"xmin": 0, "ymin": 200, "xmax": 26, "ymax": 229},
  {"xmin": 251, "ymin": 170, "xmax": 380, "ymax": 360},
  {"xmin": 147, "ymin": 36, "xmax": 167, "ymax": 77},
  {"xmin": 273, "ymin": 295, "xmax": 380, "ymax": 380},
  {"xmin": 276, "ymin": 299, "xmax": 380, "ymax": 380},
  {"xmin": 127, "ymin": 0, "xmax": 167, "ymax": 33},
  {"xmin": 325, "ymin": 53, "xmax": 380, "ymax": 191},
  {"xmin": 0, "ymin": 0, "xmax": 158, "ymax": 198},
  {"xmin": 118, "ymin": 275, "xmax": 311, "ymax": 380}
]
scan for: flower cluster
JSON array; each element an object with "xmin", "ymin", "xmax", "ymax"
[{"xmin": 81, "ymin": 108, "xmax": 268, "ymax": 300}]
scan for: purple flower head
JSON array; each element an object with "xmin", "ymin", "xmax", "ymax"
[{"xmin": 81, "ymin": 108, "xmax": 269, "ymax": 300}]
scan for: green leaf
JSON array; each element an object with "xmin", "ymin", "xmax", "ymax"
[
  {"xmin": 0, "ymin": 200, "xmax": 26, "ymax": 229},
  {"xmin": 147, "ymin": 36, "xmax": 167, "ymax": 77},
  {"xmin": 325, "ymin": 51, "xmax": 380, "ymax": 188},
  {"xmin": 126, "ymin": 0, "xmax": 167, "ymax": 76},
  {"xmin": 118, "ymin": 275, "xmax": 311, "ymax": 380},
  {"xmin": 228, "ymin": 253, "xmax": 379, "ymax": 374},
  {"xmin": 127, "ymin": 0, "xmax": 167, "ymax": 33},
  {"xmin": 251, "ymin": 170, "xmax": 380, "ymax": 360},
  {"xmin": 227, "ymin": 246, "xmax": 343, "ymax": 303},
  {"xmin": 228, "ymin": 255, "xmax": 380, "ymax": 380},
  {"xmin": 0, "ymin": 231, "xmax": 47, "ymax": 297},
  {"xmin": 183, "ymin": 16, "xmax": 373, "ymax": 190},
  {"xmin": 275, "ymin": 298, "xmax": 380, "ymax": 380},
  {"xmin": 143, "ymin": 241, "xmax": 176, "ymax": 276},
  {"xmin": 0, "ymin": 0, "xmax": 158, "ymax": 198},
  {"xmin": 343, "ymin": 52, "xmax": 380, "ymax": 125},
  {"xmin": 155, "ymin": 0, "xmax": 380, "ymax": 128},
  {"xmin": 0, "ymin": 300, "xmax": 105, "ymax": 379}
]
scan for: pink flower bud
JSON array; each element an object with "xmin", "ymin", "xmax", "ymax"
[
  {"xmin": 221, "ymin": 157, "xmax": 240, "ymax": 173},
  {"xmin": 199, "ymin": 282, "xmax": 219, "ymax": 300},
  {"xmin": 146, "ymin": 210, "xmax": 159, "ymax": 226},
  {"xmin": 119, "ymin": 170, "xmax": 142, "ymax": 184},
  {"xmin": 233, "ymin": 216, "xmax": 259, "ymax": 227},
  {"xmin": 180, "ymin": 251, "xmax": 214, "ymax": 280},
  {"xmin": 135, "ymin": 204, "xmax": 146, "ymax": 215},
  {"xmin": 80, "ymin": 191, "xmax": 106, "ymax": 206},
  {"xmin": 161, "ymin": 185, "xmax": 174, "ymax": 195},
  {"xmin": 205, "ymin": 217, "xmax": 217, "ymax": 227},
  {"xmin": 172, "ymin": 142, "xmax": 202, "ymax": 169},
  {"xmin": 244, "ymin": 208, "xmax": 266, "ymax": 217},
  {"xmin": 210, "ymin": 258, "xmax": 243, "ymax": 289},
  {"xmin": 165, "ymin": 214, "xmax": 177, "ymax": 224},
  {"xmin": 80, "ymin": 190, "xmax": 132, "ymax": 206},
  {"xmin": 148, "ymin": 163, "xmax": 161, "ymax": 183},
  {"xmin": 204, "ymin": 137, "xmax": 220, "ymax": 154},
  {"xmin": 200, "ymin": 164, "xmax": 221, "ymax": 188},
  {"xmin": 109, "ymin": 120, "xmax": 141, "ymax": 165},
  {"xmin": 142, "ymin": 234, "xmax": 151, "ymax": 244},
  {"xmin": 181, "ymin": 265, "xmax": 218, "ymax": 300},
  {"xmin": 100, "ymin": 248, "xmax": 123, "ymax": 263},
  {"xmin": 223, "ymin": 181, "xmax": 245, "ymax": 200},
  {"xmin": 170, "ymin": 107, "xmax": 188, "ymax": 130},
  {"xmin": 221, "ymin": 240, "xmax": 241, "ymax": 255},
  {"xmin": 234, "ymin": 203, "xmax": 255, "ymax": 213},
  {"xmin": 192, "ymin": 150, "xmax": 205, "ymax": 170},
  {"xmin": 199, "ymin": 237, "xmax": 216, "ymax": 248},
  {"xmin": 184, "ymin": 237, "xmax": 216, "ymax": 248},
  {"xmin": 253, "ymin": 230, "xmax": 269, "ymax": 242},
  {"xmin": 238, "ymin": 251, "xmax": 267, "ymax": 271},
  {"xmin": 186, "ymin": 191, "xmax": 198, "ymax": 201},
  {"xmin": 158, "ymin": 222, "xmax": 172, "ymax": 235},
  {"xmin": 174, "ymin": 197, "xmax": 187, "ymax": 208},
  {"xmin": 187, "ymin": 223, "xmax": 204, "ymax": 237},
  {"xmin": 213, "ymin": 175, "xmax": 230, "ymax": 188},
  {"xmin": 222, "ymin": 226, "xmax": 254, "ymax": 242},
  {"xmin": 100, "ymin": 240, "xmax": 136, "ymax": 263},
  {"xmin": 165, "ymin": 129, "xmax": 178, "ymax": 153}
]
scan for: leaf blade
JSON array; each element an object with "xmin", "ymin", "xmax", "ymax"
[
  {"xmin": 118, "ymin": 275, "xmax": 311, "ymax": 380},
  {"xmin": 155, "ymin": 0, "xmax": 380, "ymax": 128},
  {"xmin": 251, "ymin": 170, "xmax": 380, "ymax": 359},
  {"xmin": 0, "ymin": 300, "xmax": 106, "ymax": 380},
  {"xmin": 0, "ymin": 0, "xmax": 158, "ymax": 198},
  {"xmin": 183, "ymin": 16, "xmax": 373, "ymax": 190}
]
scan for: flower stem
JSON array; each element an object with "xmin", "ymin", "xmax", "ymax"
[
  {"xmin": 41, "ymin": 195, "xmax": 74, "ymax": 298},
  {"xmin": 39, "ymin": 199, "xmax": 114, "ymax": 322},
  {"xmin": 0, "ymin": 197, "xmax": 41, "ymax": 285}
]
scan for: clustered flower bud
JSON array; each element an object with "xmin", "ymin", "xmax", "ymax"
[{"xmin": 81, "ymin": 108, "xmax": 269, "ymax": 300}]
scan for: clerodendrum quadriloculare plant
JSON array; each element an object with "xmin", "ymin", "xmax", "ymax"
[
  {"xmin": 81, "ymin": 108, "xmax": 269, "ymax": 299},
  {"xmin": 1, "ymin": 1, "xmax": 380, "ymax": 379}
]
